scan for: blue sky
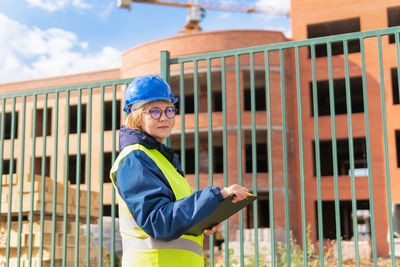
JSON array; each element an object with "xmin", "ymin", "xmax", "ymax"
[{"xmin": 0, "ymin": 0, "xmax": 290, "ymax": 84}]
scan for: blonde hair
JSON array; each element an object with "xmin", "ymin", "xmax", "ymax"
[{"xmin": 124, "ymin": 108, "xmax": 143, "ymax": 130}]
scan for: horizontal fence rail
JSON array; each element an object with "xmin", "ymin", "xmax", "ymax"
[{"xmin": 0, "ymin": 26, "xmax": 400, "ymax": 267}]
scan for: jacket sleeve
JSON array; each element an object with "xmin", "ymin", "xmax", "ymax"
[{"xmin": 115, "ymin": 150, "xmax": 224, "ymax": 241}]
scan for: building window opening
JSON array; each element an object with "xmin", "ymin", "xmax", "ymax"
[
  {"xmin": 2, "ymin": 159, "xmax": 17, "ymax": 175},
  {"xmin": 307, "ymin": 18, "xmax": 361, "ymax": 57},
  {"xmin": 213, "ymin": 91, "xmax": 223, "ymax": 112},
  {"xmin": 175, "ymin": 148, "xmax": 195, "ymax": 174},
  {"xmin": 35, "ymin": 108, "xmax": 52, "ymax": 137},
  {"xmin": 2, "ymin": 112, "xmax": 19, "ymax": 139},
  {"xmin": 244, "ymin": 87, "xmax": 266, "ymax": 111},
  {"xmin": 213, "ymin": 146, "xmax": 224, "ymax": 173},
  {"xmin": 393, "ymin": 203, "xmax": 400, "ymax": 238},
  {"xmin": 69, "ymin": 104, "xmax": 87, "ymax": 134},
  {"xmin": 104, "ymin": 100, "xmax": 121, "ymax": 131},
  {"xmin": 396, "ymin": 130, "xmax": 400, "ymax": 168},
  {"xmin": 247, "ymin": 193, "xmax": 269, "ymax": 228},
  {"xmin": 387, "ymin": 6, "xmax": 400, "ymax": 43},
  {"xmin": 317, "ymin": 200, "xmax": 370, "ymax": 240},
  {"xmin": 313, "ymin": 137, "xmax": 367, "ymax": 176},
  {"xmin": 68, "ymin": 154, "xmax": 86, "ymax": 185},
  {"xmin": 34, "ymin": 156, "xmax": 51, "ymax": 177},
  {"xmin": 177, "ymin": 95, "xmax": 194, "ymax": 114},
  {"xmin": 391, "ymin": 68, "xmax": 400, "ymax": 105},
  {"xmin": 246, "ymin": 143, "xmax": 268, "ymax": 173},
  {"xmin": 103, "ymin": 204, "xmax": 119, "ymax": 217},
  {"xmin": 310, "ymin": 77, "xmax": 364, "ymax": 116},
  {"xmin": 103, "ymin": 152, "xmax": 116, "ymax": 183}
]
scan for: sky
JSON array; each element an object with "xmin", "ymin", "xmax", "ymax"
[{"xmin": 0, "ymin": 0, "xmax": 290, "ymax": 84}]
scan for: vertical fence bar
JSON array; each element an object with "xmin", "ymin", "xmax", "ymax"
[
  {"xmin": 277, "ymin": 49, "xmax": 285, "ymax": 267},
  {"xmin": 377, "ymin": 35, "xmax": 396, "ymax": 267},
  {"xmin": 294, "ymin": 46, "xmax": 308, "ymax": 266},
  {"xmin": 249, "ymin": 52, "xmax": 260, "ymax": 266},
  {"xmin": 343, "ymin": 39, "xmax": 360, "ymax": 267},
  {"xmin": 111, "ymin": 85, "xmax": 117, "ymax": 267},
  {"xmin": 179, "ymin": 63, "xmax": 186, "ymax": 174},
  {"xmin": 160, "ymin": 51, "xmax": 170, "ymax": 83},
  {"xmin": 86, "ymin": 87, "xmax": 93, "ymax": 267},
  {"xmin": 234, "ymin": 54, "xmax": 245, "ymax": 267},
  {"xmin": 266, "ymin": 49, "xmax": 277, "ymax": 266},
  {"xmin": 221, "ymin": 56, "xmax": 230, "ymax": 267},
  {"xmin": 360, "ymin": 36, "xmax": 378, "ymax": 266},
  {"xmin": 160, "ymin": 51, "xmax": 171, "ymax": 147},
  {"xmin": 39, "ymin": 93, "xmax": 49, "ymax": 267},
  {"xmin": 0, "ymin": 99, "xmax": 5, "ymax": 223},
  {"xmin": 206, "ymin": 58, "xmax": 215, "ymax": 266},
  {"xmin": 5, "ymin": 97, "xmax": 16, "ymax": 267},
  {"xmin": 310, "ymin": 44, "xmax": 325, "ymax": 267},
  {"xmin": 28, "ymin": 95, "xmax": 37, "ymax": 267},
  {"xmin": 74, "ymin": 89, "xmax": 82, "ymax": 267},
  {"xmin": 193, "ymin": 60, "xmax": 200, "ymax": 191},
  {"xmin": 16, "ymin": 96, "xmax": 26, "ymax": 267},
  {"xmin": 99, "ymin": 86, "xmax": 105, "ymax": 267},
  {"xmin": 51, "ymin": 92, "xmax": 59, "ymax": 267},
  {"xmin": 62, "ymin": 91, "xmax": 70, "ymax": 267},
  {"xmin": 327, "ymin": 42, "xmax": 343, "ymax": 266}
]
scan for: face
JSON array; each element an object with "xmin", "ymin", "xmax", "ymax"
[{"xmin": 140, "ymin": 100, "xmax": 176, "ymax": 143}]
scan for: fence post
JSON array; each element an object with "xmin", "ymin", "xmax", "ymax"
[
  {"xmin": 160, "ymin": 51, "xmax": 171, "ymax": 83},
  {"xmin": 160, "ymin": 50, "xmax": 171, "ymax": 147}
]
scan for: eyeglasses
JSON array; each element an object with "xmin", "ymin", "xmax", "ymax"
[{"xmin": 143, "ymin": 107, "xmax": 177, "ymax": 119}]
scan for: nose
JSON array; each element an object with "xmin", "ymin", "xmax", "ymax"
[{"xmin": 159, "ymin": 111, "xmax": 168, "ymax": 121}]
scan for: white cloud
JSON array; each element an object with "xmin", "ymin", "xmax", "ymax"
[
  {"xmin": 25, "ymin": 0, "xmax": 92, "ymax": 12},
  {"xmin": 26, "ymin": 0, "xmax": 67, "ymax": 12},
  {"xmin": 98, "ymin": 2, "xmax": 114, "ymax": 20},
  {"xmin": 72, "ymin": 0, "xmax": 92, "ymax": 9},
  {"xmin": 255, "ymin": 0, "xmax": 290, "ymax": 16},
  {"xmin": 0, "ymin": 13, "xmax": 121, "ymax": 84},
  {"xmin": 252, "ymin": 0, "xmax": 291, "ymax": 38},
  {"xmin": 219, "ymin": 12, "xmax": 231, "ymax": 19}
]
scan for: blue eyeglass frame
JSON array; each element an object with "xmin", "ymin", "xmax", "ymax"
[{"xmin": 144, "ymin": 107, "xmax": 177, "ymax": 119}]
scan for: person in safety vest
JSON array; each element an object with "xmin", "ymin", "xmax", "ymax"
[{"xmin": 110, "ymin": 75, "xmax": 249, "ymax": 267}]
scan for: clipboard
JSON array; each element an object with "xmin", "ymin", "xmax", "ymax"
[{"xmin": 186, "ymin": 194, "xmax": 257, "ymax": 236}]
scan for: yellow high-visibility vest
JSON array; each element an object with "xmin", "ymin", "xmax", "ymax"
[{"xmin": 110, "ymin": 144, "xmax": 204, "ymax": 267}]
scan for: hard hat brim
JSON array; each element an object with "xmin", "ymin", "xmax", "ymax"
[{"xmin": 123, "ymin": 97, "xmax": 179, "ymax": 113}]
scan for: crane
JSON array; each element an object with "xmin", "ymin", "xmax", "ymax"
[{"xmin": 117, "ymin": 0, "xmax": 289, "ymax": 34}]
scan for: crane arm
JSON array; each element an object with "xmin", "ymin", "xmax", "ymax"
[
  {"xmin": 125, "ymin": 0, "xmax": 288, "ymax": 16},
  {"xmin": 117, "ymin": 0, "xmax": 289, "ymax": 34},
  {"xmin": 133, "ymin": 0, "xmax": 195, "ymax": 8}
]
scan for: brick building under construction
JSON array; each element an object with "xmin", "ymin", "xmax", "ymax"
[{"xmin": 1, "ymin": 0, "xmax": 400, "ymax": 264}]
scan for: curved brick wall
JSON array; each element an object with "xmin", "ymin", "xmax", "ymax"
[{"xmin": 121, "ymin": 30, "xmax": 288, "ymax": 78}]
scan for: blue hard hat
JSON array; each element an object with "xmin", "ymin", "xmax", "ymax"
[{"xmin": 123, "ymin": 75, "xmax": 178, "ymax": 113}]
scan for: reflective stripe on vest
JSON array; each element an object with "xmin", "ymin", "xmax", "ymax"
[
  {"xmin": 110, "ymin": 143, "xmax": 204, "ymax": 264},
  {"xmin": 122, "ymin": 235, "xmax": 203, "ymax": 256}
]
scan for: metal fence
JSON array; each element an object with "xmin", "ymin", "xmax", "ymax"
[{"xmin": 1, "ymin": 26, "xmax": 400, "ymax": 267}]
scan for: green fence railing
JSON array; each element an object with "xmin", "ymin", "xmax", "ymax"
[
  {"xmin": 163, "ymin": 26, "xmax": 400, "ymax": 267},
  {"xmin": 1, "ymin": 26, "xmax": 400, "ymax": 267},
  {"xmin": 0, "ymin": 79, "xmax": 132, "ymax": 267}
]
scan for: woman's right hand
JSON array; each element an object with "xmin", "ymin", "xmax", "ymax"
[{"xmin": 220, "ymin": 184, "xmax": 249, "ymax": 203}]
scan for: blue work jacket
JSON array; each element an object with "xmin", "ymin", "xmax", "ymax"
[{"xmin": 116, "ymin": 126, "xmax": 224, "ymax": 241}]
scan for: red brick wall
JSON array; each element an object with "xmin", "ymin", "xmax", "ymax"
[{"xmin": 291, "ymin": 0, "xmax": 400, "ymax": 256}]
